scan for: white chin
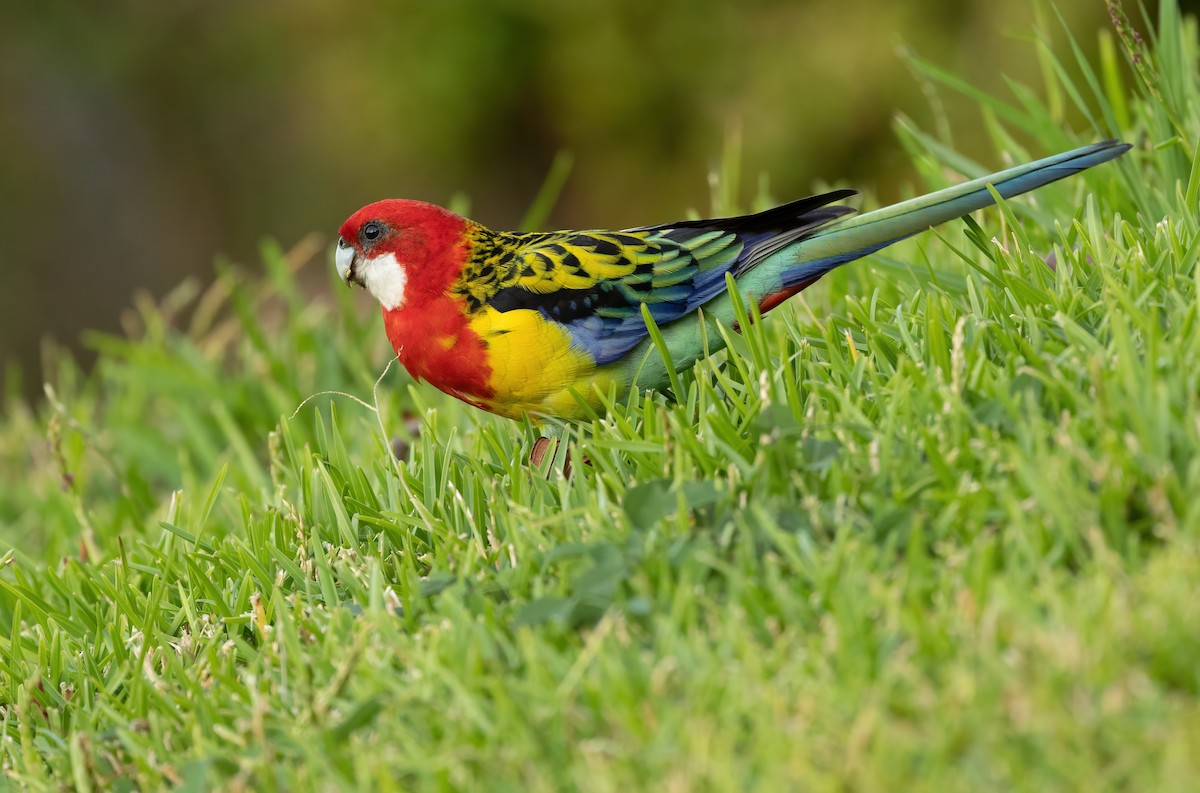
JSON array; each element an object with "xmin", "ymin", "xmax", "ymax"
[{"xmin": 359, "ymin": 252, "xmax": 408, "ymax": 311}]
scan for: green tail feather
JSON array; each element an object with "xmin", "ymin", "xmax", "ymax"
[
  {"xmin": 620, "ymin": 140, "xmax": 1129, "ymax": 392},
  {"xmin": 766, "ymin": 140, "xmax": 1131, "ymax": 288}
]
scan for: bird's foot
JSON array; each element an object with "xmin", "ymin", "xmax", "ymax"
[
  {"xmin": 529, "ymin": 436, "xmax": 555, "ymax": 469},
  {"xmin": 528, "ymin": 436, "xmax": 588, "ymax": 479}
]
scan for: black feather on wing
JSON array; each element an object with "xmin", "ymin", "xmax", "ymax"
[
  {"xmin": 464, "ymin": 190, "xmax": 858, "ymax": 364},
  {"xmin": 635, "ymin": 189, "xmax": 858, "ymax": 276}
]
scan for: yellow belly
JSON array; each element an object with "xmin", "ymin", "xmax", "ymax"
[{"xmin": 467, "ymin": 307, "xmax": 617, "ymax": 420}]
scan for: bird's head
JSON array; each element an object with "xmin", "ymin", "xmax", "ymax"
[{"xmin": 336, "ymin": 199, "xmax": 470, "ymax": 311}]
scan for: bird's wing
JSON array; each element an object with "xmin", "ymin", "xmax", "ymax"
[{"xmin": 459, "ymin": 190, "xmax": 856, "ymax": 366}]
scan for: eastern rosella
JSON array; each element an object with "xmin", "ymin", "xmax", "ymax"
[{"xmin": 336, "ymin": 141, "xmax": 1128, "ymax": 423}]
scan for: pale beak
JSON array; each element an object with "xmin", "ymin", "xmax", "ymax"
[{"xmin": 335, "ymin": 238, "xmax": 358, "ymax": 286}]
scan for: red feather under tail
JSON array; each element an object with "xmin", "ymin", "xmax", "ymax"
[{"xmin": 756, "ymin": 276, "xmax": 821, "ymax": 315}]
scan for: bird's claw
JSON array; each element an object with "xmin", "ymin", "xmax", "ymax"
[{"xmin": 529, "ymin": 435, "xmax": 587, "ymax": 479}]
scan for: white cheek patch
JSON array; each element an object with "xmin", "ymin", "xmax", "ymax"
[{"xmin": 359, "ymin": 252, "xmax": 409, "ymax": 311}]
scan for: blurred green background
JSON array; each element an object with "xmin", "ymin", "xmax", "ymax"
[{"xmin": 0, "ymin": 0, "xmax": 1160, "ymax": 395}]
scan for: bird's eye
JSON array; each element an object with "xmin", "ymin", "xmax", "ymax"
[{"xmin": 362, "ymin": 222, "xmax": 383, "ymax": 243}]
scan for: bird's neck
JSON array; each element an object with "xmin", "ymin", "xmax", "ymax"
[{"xmin": 382, "ymin": 297, "xmax": 495, "ymax": 408}]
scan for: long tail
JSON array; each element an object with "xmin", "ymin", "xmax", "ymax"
[
  {"xmin": 629, "ymin": 140, "xmax": 1130, "ymax": 392},
  {"xmin": 772, "ymin": 139, "xmax": 1130, "ymax": 289}
]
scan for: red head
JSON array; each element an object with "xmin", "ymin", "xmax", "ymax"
[{"xmin": 335, "ymin": 199, "xmax": 471, "ymax": 312}]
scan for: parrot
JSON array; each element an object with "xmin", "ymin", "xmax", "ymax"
[{"xmin": 336, "ymin": 140, "xmax": 1128, "ymax": 431}]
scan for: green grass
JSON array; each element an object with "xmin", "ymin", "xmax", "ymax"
[{"xmin": 2, "ymin": 2, "xmax": 1199, "ymax": 790}]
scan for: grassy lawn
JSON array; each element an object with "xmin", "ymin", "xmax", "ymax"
[{"xmin": 2, "ymin": 3, "xmax": 1198, "ymax": 790}]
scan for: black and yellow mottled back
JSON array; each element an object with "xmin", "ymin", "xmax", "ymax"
[{"xmin": 453, "ymin": 190, "xmax": 856, "ymax": 364}]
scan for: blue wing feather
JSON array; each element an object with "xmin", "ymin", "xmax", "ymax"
[{"xmin": 480, "ymin": 191, "xmax": 858, "ymax": 365}]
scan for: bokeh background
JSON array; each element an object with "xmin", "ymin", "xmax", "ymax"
[{"xmin": 0, "ymin": 0, "xmax": 1170, "ymax": 396}]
